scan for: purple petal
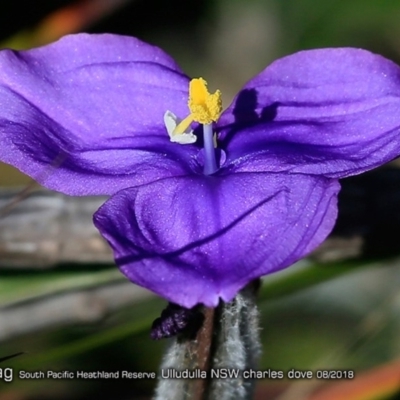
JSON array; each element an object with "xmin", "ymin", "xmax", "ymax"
[
  {"xmin": 0, "ymin": 33, "xmax": 195, "ymax": 195},
  {"xmin": 93, "ymin": 173, "xmax": 339, "ymax": 308},
  {"xmin": 218, "ymin": 48, "xmax": 400, "ymax": 178}
]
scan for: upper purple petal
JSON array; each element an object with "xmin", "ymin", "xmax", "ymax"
[
  {"xmin": 93, "ymin": 173, "xmax": 339, "ymax": 308},
  {"xmin": 0, "ymin": 33, "xmax": 196, "ymax": 195},
  {"xmin": 218, "ymin": 48, "xmax": 400, "ymax": 178}
]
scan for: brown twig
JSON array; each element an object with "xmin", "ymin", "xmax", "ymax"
[{"xmin": 192, "ymin": 307, "xmax": 215, "ymax": 400}]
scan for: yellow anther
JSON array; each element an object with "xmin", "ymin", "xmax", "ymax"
[
  {"xmin": 189, "ymin": 78, "xmax": 222, "ymax": 124},
  {"xmin": 173, "ymin": 78, "xmax": 222, "ymax": 135}
]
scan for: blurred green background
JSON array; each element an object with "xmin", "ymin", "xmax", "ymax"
[{"xmin": 2, "ymin": 1, "xmax": 400, "ymax": 399}]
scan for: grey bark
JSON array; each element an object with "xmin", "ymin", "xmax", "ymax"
[{"xmin": 0, "ymin": 188, "xmax": 112, "ymax": 268}]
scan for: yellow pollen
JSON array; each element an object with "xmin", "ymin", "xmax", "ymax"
[
  {"xmin": 173, "ymin": 78, "xmax": 222, "ymax": 135},
  {"xmin": 189, "ymin": 78, "xmax": 222, "ymax": 124}
]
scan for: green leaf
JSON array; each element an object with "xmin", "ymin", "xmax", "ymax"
[
  {"xmin": 10, "ymin": 297, "xmax": 163, "ymax": 370},
  {"xmin": 0, "ymin": 267, "xmax": 124, "ymax": 306},
  {"xmin": 259, "ymin": 257, "xmax": 389, "ymax": 301}
]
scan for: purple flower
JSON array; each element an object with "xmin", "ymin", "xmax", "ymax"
[{"xmin": 1, "ymin": 34, "xmax": 400, "ymax": 308}]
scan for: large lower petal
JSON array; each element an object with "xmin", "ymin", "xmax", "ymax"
[
  {"xmin": 218, "ymin": 48, "xmax": 400, "ymax": 178},
  {"xmin": 94, "ymin": 173, "xmax": 340, "ymax": 308},
  {"xmin": 0, "ymin": 33, "xmax": 195, "ymax": 195}
]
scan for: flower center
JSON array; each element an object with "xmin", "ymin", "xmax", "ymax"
[{"xmin": 165, "ymin": 78, "xmax": 222, "ymax": 175}]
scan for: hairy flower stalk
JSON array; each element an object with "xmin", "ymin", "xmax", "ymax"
[{"xmin": 154, "ymin": 282, "xmax": 261, "ymax": 400}]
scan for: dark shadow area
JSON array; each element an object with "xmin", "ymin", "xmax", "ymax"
[
  {"xmin": 334, "ymin": 166, "xmax": 400, "ymax": 258},
  {"xmin": 220, "ymin": 88, "xmax": 279, "ymax": 145},
  {"xmin": 389, "ymin": 390, "xmax": 400, "ymax": 400},
  {"xmin": 0, "ymin": 0, "xmax": 212, "ymax": 50},
  {"xmin": 90, "ymin": 0, "xmax": 210, "ymax": 40},
  {"xmin": 0, "ymin": 1, "xmax": 71, "ymax": 40}
]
